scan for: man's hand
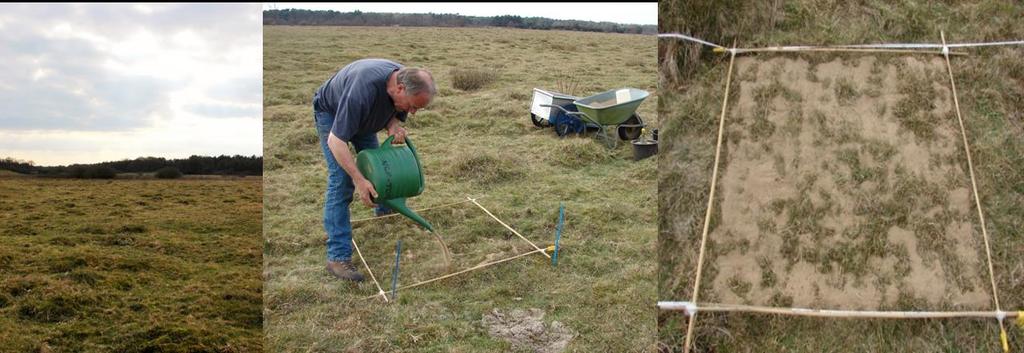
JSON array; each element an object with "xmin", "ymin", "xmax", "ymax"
[
  {"xmin": 354, "ymin": 177, "xmax": 378, "ymax": 208},
  {"xmin": 328, "ymin": 132, "xmax": 379, "ymax": 209},
  {"xmin": 387, "ymin": 116, "xmax": 407, "ymax": 144}
]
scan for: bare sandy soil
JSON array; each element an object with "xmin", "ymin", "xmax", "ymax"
[
  {"xmin": 482, "ymin": 308, "xmax": 575, "ymax": 353},
  {"xmin": 706, "ymin": 56, "xmax": 991, "ymax": 309}
]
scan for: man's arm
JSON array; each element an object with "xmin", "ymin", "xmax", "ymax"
[{"xmin": 327, "ymin": 132, "xmax": 377, "ymax": 207}]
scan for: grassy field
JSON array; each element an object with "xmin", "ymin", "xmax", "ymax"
[
  {"xmin": 0, "ymin": 177, "xmax": 263, "ymax": 352},
  {"xmin": 263, "ymin": 26, "xmax": 657, "ymax": 352},
  {"xmin": 659, "ymin": 1, "xmax": 1024, "ymax": 352}
]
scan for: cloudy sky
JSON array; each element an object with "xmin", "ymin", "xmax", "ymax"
[
  {"xmin": 264, "ymin": 2, "xmax": 657, "ymax": 25},
  {"xmin": 0, "ymin": 4, "xmax": 262, "ymax": 166}
]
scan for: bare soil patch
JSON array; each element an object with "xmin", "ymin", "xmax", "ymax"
[
  {"xmin": 706, "ymin": 56, "xmax": 990, "ymax": 309},
  {"xmin": 482, "ymin": 308, "xmax": 576, "ymax": 353}
]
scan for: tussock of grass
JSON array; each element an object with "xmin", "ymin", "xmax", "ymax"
[
  {"xmin": 451, "ymin": 68, "xmax": 498, "ymax": 91},
  {"xmin": 727, "ymin": 274, "xmax": 752, "ymax": 297},
  {"xmin": 749, "ymin": 85, "xmax": 780, "ymax": 141},
  {"xmin": 834, "ymin": 78, "xmax": 859, "ymax": 106},
  {"xmin": 446, "ymin": 153, "xmax": 524, "ymax": 185},
  {"xmin": 547, "ymin": 138, "xmax": 613, "ymax": 169},
  {"xmin": 893, "ymin": 64, "xmax": 940, "ymax": 140}
]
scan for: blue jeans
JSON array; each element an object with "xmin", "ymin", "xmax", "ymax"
[{"xmin": 314, "ymin": 110, "xmax": 390, "ymax": 262}]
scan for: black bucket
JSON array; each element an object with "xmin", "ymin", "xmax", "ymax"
[{"xmin": 632, "ymin": 139, "xmax": 658, "ymax": 161}]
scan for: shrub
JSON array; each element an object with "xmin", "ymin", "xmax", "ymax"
[
  {"xmin": 86, "ymin": 166, "xmax": 117, "ymax": 179},
  {"xmin": 451, "ymin": 68, "xmax": 497, "ymax": 91},
  {"xmin": 67, "ymin": 166, "xmax": 116, "ymax": 179},
  {"xmin": 155, "ymin": 166, "xmax": 183, "ymax": 179}
]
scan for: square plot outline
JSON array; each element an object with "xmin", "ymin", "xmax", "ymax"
[{"xmin": 663, "ymin": 33, "xmax": 1013, "ymax": 353}]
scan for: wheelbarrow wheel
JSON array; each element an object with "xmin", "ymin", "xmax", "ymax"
[
  {"xmin": 530, "ymin": 113, "xmax": 548, "ymax": 128},
  {"xmin": 554, "ymin": 122, "xmax": 571, "ymax": 138},
  {"xmin": 617, "ymin": 113, "xmax": 644, "ymax": 141}
]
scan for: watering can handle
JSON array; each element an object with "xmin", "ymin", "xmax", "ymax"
[
  {"xmin": 380, "ymin": 134, "xmax": 416, "ymax": 151},
  {"xmin": 381, "ymin": 135, "xmax": 395, "ymax": 149}
]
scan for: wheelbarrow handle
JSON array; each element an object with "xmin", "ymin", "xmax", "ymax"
[{"xmin": 539, "ymin": 104, "xmax": 584, "ymax": 116}]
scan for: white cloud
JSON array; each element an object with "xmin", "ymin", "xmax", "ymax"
[
  {"xmin": 0, "ymin": 116, "xmax": 262, "ymax": 166},
  {"xmin": 0, "ymin": 3, "xmax": 262, "ymax": 165},
  {"xmin": 184, "ymin": 102, "xmax": 262, "ymax": 119},
  {"xmin": 133, "ymin": 4, "xmax": 155, "ymax": 15}
]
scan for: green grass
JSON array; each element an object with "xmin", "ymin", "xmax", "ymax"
[
  {"xmin": 263, "ymin": 26, "xmax": 657, "ymax": 352},
  {"xmin": 659, "ymin": 1, "xmax": 1024, "ymax": 352},
  {"xmin": 834, "ymin": 77, "xmax": 860, "ymax": 106},
  {"xmin": 0, "ymin": 178, "xmax": 262, "ymax": 352},
  {"xmin": 893, "ymin": 62, "xmax": 941, "ymax": 140}
]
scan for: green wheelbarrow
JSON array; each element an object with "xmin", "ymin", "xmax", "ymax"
[{"xmin": 541, "ymin": 87, "xmax": 649, "ymax": 149}]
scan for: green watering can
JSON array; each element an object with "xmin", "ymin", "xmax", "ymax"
[{"xmin": 356, "ymin": 135, "xmax": 434, "ymax": 232}]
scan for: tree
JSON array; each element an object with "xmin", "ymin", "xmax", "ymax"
[{"xmin": 261, "ymin": 9, "xmax": 657, "ymax": 35}]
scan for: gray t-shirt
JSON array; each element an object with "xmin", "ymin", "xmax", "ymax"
[{"xmin": 313, "ymin": 58, "xmax": 408, "ymax": 141}]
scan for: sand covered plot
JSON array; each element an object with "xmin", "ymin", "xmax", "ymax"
[{"xmin": 705, "ymin": 56, "xmax": 991, "ymax": 310}]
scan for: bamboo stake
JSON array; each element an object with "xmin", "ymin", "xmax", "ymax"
[
  {"xmin": 351, "ymin": 196, "xmax": 484, "ymax": 223},
  {"xmin": 683, "ymin": 40, "xmax": 737, "ymax": 353},
  {"xmin": 658, "ymin": 32, "xmax": 1024, "ymax": 52},
  {"xmin": 364, "ymin": 246, "xmax": 553, "ymax": 300},
  {"xmin": 659, "ymin": 301, "xmax": 1021, "ymax": 320},
  {"xmin": 352, "ymin": 238, "xmax": 388, "ymax": 303},
  {"xmin": 941, "ymin": 30, "xmax": 1009, "ymax": 352},
  {"xmin": 834, "ymin": 40, "xmax": 1024, "ymax": 49},
  {"xmin": 469, "ymin": 197, "xmax": 551, "ymax": 259}
]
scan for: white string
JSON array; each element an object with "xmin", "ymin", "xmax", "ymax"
[
  {"xmin": 657, "ymin": 33, "xmax": 726, "ymax": 49},
  {"xmin": 658, "ymin": 32, "xmax": 1024, "ymax": 52}
]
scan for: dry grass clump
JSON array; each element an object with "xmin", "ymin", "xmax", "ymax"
[{"xmin": 451, "ymin": 68, "xmax": 498, "ymax": 91}]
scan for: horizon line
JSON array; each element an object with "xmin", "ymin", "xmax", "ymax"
[
  {"xmin": 262, "ymin": 8, "xmax": 657, "ymax": 27},
  {"xmin": 2, "ymin": 154, "xmax": 264, "ymax": 168}
]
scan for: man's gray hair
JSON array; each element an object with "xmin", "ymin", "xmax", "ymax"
[{"xmin": 396, "ymin": 67, "xmax": 436, "ymax": 96}]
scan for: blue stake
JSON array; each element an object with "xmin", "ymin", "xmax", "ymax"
[
  {"xmin": 552, "ymin": 202, "xmax": 564, "ymax": 267},
  {"xmin": 390, "ymin": 239, "xmax": 402, "ymax": 300}
]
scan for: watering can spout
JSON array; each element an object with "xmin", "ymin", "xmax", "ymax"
[{"xmin": 380, "ymin": 198, "xmax": 434, "ymax": 232}]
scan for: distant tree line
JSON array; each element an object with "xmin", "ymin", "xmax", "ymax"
[
  {"xmin": 263, "ymin": 9, "xmax": 657, "ymax": 35},
  {"xmin": 0, "ymin": 157, "xmax": 36, "ymax": 174},
  {"xmin": 0, "ymin": 155, "xmax": 262, "ymax": 179}
]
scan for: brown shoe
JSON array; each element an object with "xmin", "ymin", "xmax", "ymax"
[{"xmin": 327, "ymin": 260, "xmax": 365, "ymax": 282}]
